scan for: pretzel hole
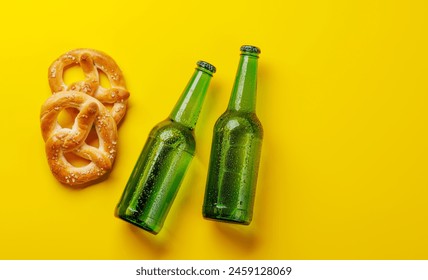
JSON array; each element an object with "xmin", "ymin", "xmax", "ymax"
[
  {"xmin": 63, "ymin": 151, "xmax": 91, "ymax": 167},
  {"xmin": 57, "ymin": 108, "xmax": 79, "ymax": 129},
  {"xmin": 85, "ymin": 127, "xmax": 100, "ymax": 148},
  {"xmin": 103, "ymin": 103, "xmax": 114, "ymax": 111},
  {"xmin": 98, "ymin": 69, "xmax": 111, "ymax": 88},
  {"xmin": 63, "ymin": 65, "xmax": 86, "ymax": 86}
]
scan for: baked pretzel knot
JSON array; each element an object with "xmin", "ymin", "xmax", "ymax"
[
  {"xmin": 48, "ymin": 49, "xmax": 130, "ymax": 124},
  {"xmin": 41, "ymin": 91, "xmax": 118, "ymax": 186}
]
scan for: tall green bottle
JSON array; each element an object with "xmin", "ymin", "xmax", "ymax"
[
  {"xmin": 203, "ymin": 45, "xmax": 262, "ymax": 225},
  {"xmin": 116, "ymin": 61, "xmax": 216, "ymax": 234}
]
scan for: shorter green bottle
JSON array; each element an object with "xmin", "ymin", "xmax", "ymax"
[
  {"xmin": 203, "ymin": 45, "xmax": 263, "ymax": 225},
  {"xmin": 116, "ymin": 61, "xmax": 216, "ymax": 234}
]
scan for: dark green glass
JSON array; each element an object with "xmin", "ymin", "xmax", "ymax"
[
  {"xmin": 203, "ymin": 45, "xmax": 263, "ymax": 225},
  {"xmin": 116, "ymin": 61, "xmax": 215, "ymax": 234}
]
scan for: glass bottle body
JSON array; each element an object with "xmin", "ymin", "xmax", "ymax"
[
  {"xmin": 203, "ymin": 110, "xmax": 263, "ymax": 224},
  {"xmin": 116, "ymin": 120, "xmax": 195, "ymax": 234}
]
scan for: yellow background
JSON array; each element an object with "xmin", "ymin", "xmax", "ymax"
[{"xmin": 1, "ymin": 0, "xmax": 428, "ymax": 259}]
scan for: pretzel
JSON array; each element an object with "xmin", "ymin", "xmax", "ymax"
[
  {"xmin": 40, "ymin": 90, "xmax": 118, "ymax": 186},
  {"xmin": 48, "ymin": 48, "xmax": 130, "ymax": 124}
]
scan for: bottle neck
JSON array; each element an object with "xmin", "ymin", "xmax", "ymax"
[
  {"xmin": 169, "ymin": 67, "xmax": 213, "ymax": 129},
  {"xmin": 228, "ymin": 53, "xmax": 259, "ymax": 112}
]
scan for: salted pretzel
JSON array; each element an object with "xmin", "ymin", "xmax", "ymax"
[
  {"xmin": 48, "ymin": 48, "xmax": 130, "ymax": 124},
  {"xmin": 41, "ymin": 90, "xmax": 118, "ymax": 186}
]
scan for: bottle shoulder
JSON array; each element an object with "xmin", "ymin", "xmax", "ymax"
[
  {"xmin": 214, "ymin": 111, "xmax": 263, "ymax": 136},
  {"xmin": 149, "ymin": 119, "xmax": 196, "ymax": 149}
]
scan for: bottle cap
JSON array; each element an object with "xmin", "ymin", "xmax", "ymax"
[
  {"xmin": 197, "ymin": 61, "xmax": 216, "ymax": 74},
  {"xmin": 240, "ymin": 45, "xmax": 261, "ymax": 55}
]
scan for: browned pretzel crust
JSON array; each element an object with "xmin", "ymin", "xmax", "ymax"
[
  {"xmin": 41, "ymin": 91, "xmax": 118, "ymax": 186},
  {"xmin": 48, "ymin": 48, "xmax": 130, "ymax": 124}
]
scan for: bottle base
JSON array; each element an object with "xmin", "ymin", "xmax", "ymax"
[
  {"xmin": 115, "ymin": 212, "xmax": 160, "ymax": 235},
  {"xmin": 202, "ymin": 208, "xmax": 252, "ymax": 225}
]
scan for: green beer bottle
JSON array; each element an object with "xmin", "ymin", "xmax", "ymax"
[
  {"xmin": 116, "ymin": 61, "xmax": 216, "ymax": 234},
  {"xmin": 203, "ymin": 45, "xmax": 262, "ymax": 225}
]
